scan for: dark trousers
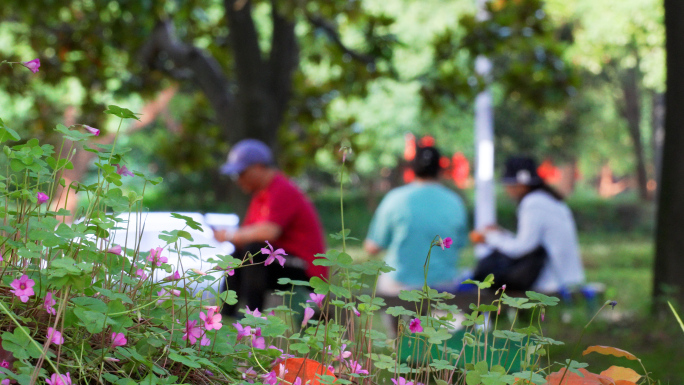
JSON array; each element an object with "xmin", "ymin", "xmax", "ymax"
[{"xmin": 220, "ymin": 242, "xmax": 310, "ymax": 317}]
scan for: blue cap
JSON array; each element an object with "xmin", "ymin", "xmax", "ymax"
[{"xmin": 220, "ymin": 139, "xmax": 273, "ymax": 175}]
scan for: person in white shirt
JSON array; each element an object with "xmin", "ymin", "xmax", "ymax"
[{"xmin": 471, "ymin": 156, "xmax": 585, "ymax": 293}]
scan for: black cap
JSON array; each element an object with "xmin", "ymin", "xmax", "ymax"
[
  {"xmin": 502, "ymin": 156, "xmax": 542, "ymax": 186},
  {"xmin": 411, "ymin": 146, "xmax": 442, "ymax": 178}
]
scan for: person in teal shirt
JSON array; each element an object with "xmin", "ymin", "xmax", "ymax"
[{"xmin": 364, "ymin": 146, "xmax": 469, "ymax": 295}]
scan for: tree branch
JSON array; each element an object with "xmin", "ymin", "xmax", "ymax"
[
  {"xmin": 139, "ymin": 20, "xmax": 233, "ymax": 125},
  {"xmin": 307, "ymin": 14, "xmax": 376, "ymax": 65},
  {"xmin": 269, "ymin": 1, "xmax": 299, "ymax": 129}
]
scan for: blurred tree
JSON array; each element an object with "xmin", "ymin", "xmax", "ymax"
[
  {"xmin": 0, "ymin": 0, "xmax": 396, "ymax": 211},
  {"xmin": 654, "ymin": 0, "xmax": 684, "ymax": 311},
  {"xmin": 552, "ymin": 0, "xmax": 665, "ymax": 200},
  {"xmin": 418, "ymin": 0, "xmax": 582, "ymax": 163}
]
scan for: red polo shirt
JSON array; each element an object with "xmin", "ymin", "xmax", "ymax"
[{"xmin": 244, "ymin": 173, "xmax": 327, "ymax": 278}]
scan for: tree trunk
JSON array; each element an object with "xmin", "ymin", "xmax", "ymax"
[
  {"xmin": 653, "ymin": 0, "xmax": 684, "ymax": 312},
  {"xmin": 620, "ymin": 65, "xmax": 650, "ymax": 201}
]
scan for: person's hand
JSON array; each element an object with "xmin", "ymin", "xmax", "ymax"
[
  {"xmin": 469, "ymin": 231, "xmax": 486, "ymax": 244},
  {"xmin": 213, "ymin": 229, "xmax": 231, "ymax": 243},
  {"xmin": 484, "ymin": 224, "xmax": 501, "ymax": 232}
]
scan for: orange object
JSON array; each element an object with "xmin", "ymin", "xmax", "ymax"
[
  {"xmin": 404, "ymin": 133, "xmax": 416, "ymax": 161},
  {"xmin": 582, "ymin": 345, "xmax": 638, "ymax": 361},
  {"xmin": 419, "ymin": 135, "xmax": 435, "ymax": 147},
  {"xmin": 282, "ymin": 358, "xmax": 336, "ymax": 385},
  {"xmin": 403, "ymin": 168, "xmax": 415, "ymax": 183},
  {"xmin": 451, "ymin": 152, "xmax": 470, "ymax": 189},
  {"xmin": 600, "ymin": 366, "xmax": 641, "ymax": 383},
  {"xmin": 537, "ymin": 159, "xmax": 561, "ymax": 184},
  {"xmin": 469, "ymin": 231, "xmax": 485, "ymax": 244}
]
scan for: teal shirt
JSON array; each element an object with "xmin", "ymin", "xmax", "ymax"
[{"xmin": 366, "ymin": 183, "xmax": 468, "ymax": 287}]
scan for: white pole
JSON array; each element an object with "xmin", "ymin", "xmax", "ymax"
[{"xmin": 474, "ymin": 0, "xmax": 496, "ymax": 258}]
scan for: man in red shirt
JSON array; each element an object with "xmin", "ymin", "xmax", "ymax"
[{"xmin": 214, "ymin": 139, "xmax": 327, "ymax": 316}]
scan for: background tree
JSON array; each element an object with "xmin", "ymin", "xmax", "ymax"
[{"xmin": 653, "ymin": 0, "xmax": 684, "ymax": 311}]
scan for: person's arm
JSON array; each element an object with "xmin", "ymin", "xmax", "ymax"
[
  {"xmin": 484, "ymin": 204, "xmax": 544, "ymax": 258},
  {"xmin": 214, "ymin": 222, "xmax": 282, "ymax": 248},
  {"xmin": 363, "ymin": 239, "xmax": 383, "ymax": 255}
]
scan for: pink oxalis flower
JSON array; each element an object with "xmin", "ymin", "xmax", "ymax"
[
  {"xmin": 233, "ymin": 323, "xmax": 252, "ymax": 342},
  {"xmin": 45, "ymin": 372, "xmax": 72, "ymax": 385},
  {"xmin": 439, "ymin": 237, "xmax": 452, "ymax": 250},
  {"xmin": 0, "ymin": 360, "xmax": 9, "ymax": 368},
  {"xmin": 164, "ymin": 271, "xmax": 181, "ymax": 281},
  {"xmin": 261, "ymin": 241, "xmax": 286, "ymax": 267},
  {"xmin": 352, "ymin": 306, "xmax": 361, "ymax": 317},
  {"xmin": 409, "ymin": 318, "xmax": 423, "ymax": 333},
  {"xmin": 261, "ymin": 371, "xmax": 278, "ymax": 385},
  {"xmin": 200, "ymin": 307, "xmax": 223, "ymax": 331},
  {"xmin": 156, "ymin": 289, "xmax": 181, "ymax": 304},
  {"xmin": 115, "ymin": 164, "xmax": 134, "ymax": 177},
  {"xmin": 147, "ymin": 247, "xmax": 167, "ymax": 266},
  {"xmin": 135, "ymin": 266, "xmax": 147, "ymax": 280},
  {"xmin": 21, "ymin": 58, "xmax": 40, "ymax": 73},
  {"xmin": 107, "ymin": 245, "xmax": 122, "ymax": 255},
  {"xmin": 182, "ymin": 320, "xmax": 202, "ymax": 345},
  {"xmin": 84, "ymin": 125, "xmax": 100, "ymax": 136},
  {"xmin": 242, "ymin": 367, "xmax": 258, "ymax": 383},
  {"xmin": 111, "ymin": 332, "xmax": 127, "ymax": 348},
  {"xmin": 307, "ymin": 293, "xmax": 325, "ymax": 308},
  {"xmin": 10, "ymin": 274, "xmax": 35, "ymax": 302},
  {"xmin": 47, "ymin": 327, "xmax": 64, "ymax": 345},
  {"xmin": 392, "ymin": 377, "xmax": 415, "ymax": 385},
  {"xmin": 44, "ymin": 291, "xmax": 57, "ymax": 315},
  {"xmin": 301, "ymin": 307, "xmax": 315, "ymax": 327},
  {"xmin": 348, "ymin": 360, "xmax": 369, "ymax": 375},
  {"xmin": 36, "ymin": 192, "xmax": 49, "ymax": 205}
]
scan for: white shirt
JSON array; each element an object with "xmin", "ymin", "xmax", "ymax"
[{"xmin": 484, "ymin": 190, "xmax": 585, "ymax": 293}]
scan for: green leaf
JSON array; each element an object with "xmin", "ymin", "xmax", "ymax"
[
  {"xmin": 526, "ymin": 291, "xmax": 560, "ymax": 306},
  {"xmin": 0, "ymin": 118, "xmax": 20, "ymax": 142},
  {"xmin": 220, "ymin": 290, "xmax": 238, "ymax": 305},
  {"xmin": 386, "ymin": 306, "xmax": 415, "ymax": 317},
  {"xmin": 1, "ymin": 328, "xmax": 43, "ymax": 360},
  {"xmin": 168, "ymin": 352, "xmax": 201, "ymax": 368},
  {"xmin": 170, "ymin": 213, "xmax": 204, "ymax": 231},
  {"xmin": 104, "ymin": 105, "xmax": 141, "ymax": 121},
  {"xmin": 310, "ymin": 276, "xmax": 330, "ymax": 294}
]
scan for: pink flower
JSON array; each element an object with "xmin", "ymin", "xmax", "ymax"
[
  {"xmin": 409, "ymin": 318, "xmax": 423, "ymax": 333},
  {"xmin": 245, "ymin": 306, "xmax": 266, "ymax": 319},
  {"xmin": 352, "ymin": 306, "xmax": 361, "ymax": 317},
  {"xmin": 37, "ymin": 192, "xmax": 49, "ymax": 204},
  {"xmin": 182, "ymin": 320, "xmax": 201, "ymax": 344},
  {"xmin": 135, "ymin": 267, "xmax": 147, "ymax": 280},
  {"xmin": 301, "ymin": 307, "xmax": 315, "ymax": 327},
  {"xmin": 348, "ymin": 360, "xmax": 369, "ymax": 375},
  {"xmin": 107, "ymin": 245, "xmax": 122, "ymax": 255},
  {"xmin": 293, "ymin": 378, "xmax": 302, "ymax": 385},
  {"xmin": 44, "ymin": 291, "xmax": 57, "ymax": 315},
  {"xmin": 147, "ymin": 247, "xmax": 167, "ymax": 266},
  {"xmin": 392, "ymin": 377, "xmax": 415, "ymax": 385},
  {"xmin": 330, "ymin": 343, "xmax": 352, "ymax": 362},
  {"xmin": 164, "ymin": 271, "xmax": 181, "ymax": 281},
  {"xmin": 200, "ymin": 333, "xmax": 211, "ymax": 346},
  {"xmin": 0, "ymin": 253, "xmax": 3, "ymax": 262},
  {"xmin": 233, "ymin": 323, "xmax": 252, "ymax": 342},
  {"xmin": 47, "ymin": 327, "xmax": 64, "ymax": 345},
  {"xmin": 111, "ymin": 332, "xmax": 127, "ymax": 347},
  {"xmin": 21, "ymin": 58, "xmax": 40, "ymax": 73},
  {"xmin": 307, "ymin": 293, "xmax": 326, "ymax": 308},
  {"xmin": 242, "ymin": 367, "xmax": 258, "ymax": 383},
  {"xmin": 262, "ymin": 371, "xmax": 278, "ymax": 385},
  {"xmin": 190, "ymin": 268, "xmax": 206, "ymax": 276},
  {"xmin": 10, "ymin": 274, "xmax": 35, "ymax": 302},
  {"xmin": 1, "ymin": 360, "xmax": 10, "ymax": 368},
  {"xmin": 84, "ymin": 125, "xmax": 100, "ymax": 136},
  {"xmin": 115, "ymin": 164, "xmax": 134, "ymax": 177},
  {"xmin": 200, "ymin": 307, "xmax": 223, "ymax": 331},
  {"xmin": 440, "ymin": 237, "xmax": 452, "ymax": 250},
  {"xmin": 261, "ymin": 241, "xmax": 287, "ymax": 267},
  {"xmin": 225, "ymin": 268, "xmax": 235, "ymax": 276},
  {"xmin": 45, "ymin": 372, "xmax": 72, "ymax": 385},
  {"xmin": 0, "ymin": 379, "xmax": 7, "ymax": 385},
  {"xmin": 252, "ymin": 336, "xmax": 266, "ymax": 349}
]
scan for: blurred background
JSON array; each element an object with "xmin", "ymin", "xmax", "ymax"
[{"xmin": 2, "ymin": 0, "xmax": 683, "ymax": 380}]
